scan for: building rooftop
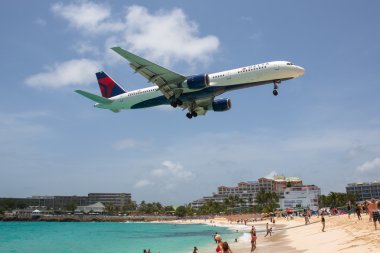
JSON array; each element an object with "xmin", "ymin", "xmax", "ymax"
[{"xmin": 347, "ymin": 181, "xmax": 380, "ymax": 186}]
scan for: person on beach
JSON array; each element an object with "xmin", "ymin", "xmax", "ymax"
[
  {"xmin": 193, "ymin": 246, "xmax": 198, "ymax": 253},
  {"xmin": 250, "ymin": 226, "xmax": 257, "ymax": 252},
  {"xmin": 215, "ymin": 234, "xmax": 223, "ymax": 252},
  {"xmin": 264, "ymin": 223, "xmax": 272, "ymax": 237},
  {"xmin": 213, "ymin": 232, "xmax": 219, "ymax": 243},
  {"xmin": 347, "ymin": 201, "xmax": 352, "ymax": 218},
  {"xmin": 356, "ymin": 204, "xmax": 362, "ymax": 220},
  {"xmin": 362, "ymin": 201, "xmax": 367, "ymax": 214},
  {"xmin": 303, "ymin": 209, "xmax": 310, "ymax": 225},
  {"xmin": 222, "ymin": 242, "xmax": 233, "ymax": 253},
  {"xmin": 368, "ymin": 199, "xmax": 380, "ymax": 230},
  {"xmin": 321, "ymin": 213, "xmax": 326, "ymax": 232}
]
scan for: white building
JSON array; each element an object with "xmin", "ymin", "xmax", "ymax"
[
  {"xmin": 191, "ymin": 175, "xmax": 304, "ymax": 210},
  {"xmin": 279, "ymin": 185, "xmax": 320, "ymax": 211},
  {"xmin": 75, "ymin": 202, "xmax": 105, "ymax": 213}
]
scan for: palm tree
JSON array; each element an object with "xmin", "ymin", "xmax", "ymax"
[
  {"xmin": 328, "ymin": 192, "xmax": 338, "ymax": 208},
  {"xmin": 66, "ymin": 200, "xmax": 77, "ymax": 213},
  {"xmin": 255, "ymin": 190, "xmax": 279, "ymax": 212},
  {"xmin": 105, "ymin": 202, "xmax": 115, "ymax": 214}
]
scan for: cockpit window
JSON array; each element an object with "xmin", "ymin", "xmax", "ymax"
[{"xmin": 286, "ymin": 62, "xmax": 294, "ymax": 65}]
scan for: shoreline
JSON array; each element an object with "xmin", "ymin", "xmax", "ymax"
[
  {"xmin": 3, "ymin": 214, "xmax": 379, "ymax": 252},
  {"xmin": 160, "ymin": 214, "xmax": 380, "ymax": 253},
  {"xmin": 200, "ymin": 215, "xmax": 380, "ymax": 253}
]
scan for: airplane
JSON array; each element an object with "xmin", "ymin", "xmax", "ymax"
[{"xmin": 76, "ymin": 47, "xmax": 305, "ymax": 119}]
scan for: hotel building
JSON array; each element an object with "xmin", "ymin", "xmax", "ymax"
[
  {"xmin": 346, "ymin": 181, "xmax": 380, "ymax": 201},
  {"xmin": 190, "ymin": 175, "xmax": 310, "ymax": 210},
  {"xmin": 0, "ymin": 192, "xmax": 133, "ymax": 211}
]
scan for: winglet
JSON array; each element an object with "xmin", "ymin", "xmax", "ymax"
[
  {"xmin": 111, "ymin": 47, "xmax": 135, "ymax": 62},
  {"xmin": 75, "ymin": 90, "xmax": 113, "ymax": 104}
]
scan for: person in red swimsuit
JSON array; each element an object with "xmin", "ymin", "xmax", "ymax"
[{"xmin": 215, "ymin": 234, "xmax": 223, "ymax": 252}]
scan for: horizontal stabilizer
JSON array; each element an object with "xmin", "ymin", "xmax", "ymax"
[{"xmin": 75, "ymin": 90, "xmax": 113, "ymax": 104}]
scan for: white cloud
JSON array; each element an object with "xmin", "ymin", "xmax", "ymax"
[
  {"xmin": 357, "ymin": 158, "xmax": 380, "ymax": 173},
  {"xmin": 150, "ymin": 161, "xmax": 193, "ymax": 179},
  {"xmin": 161, "ymin": 160, "xmax": 193, "ymax": 179},
  {"xmin": 73, "ymin": 41, "xmax": 100, "ymax": 55},
  {"xmin": 151, "ymin": 168, "xmax": 165, "ymax": 177},
  {"xmin": 134, "ymin": 179, "xmax": 152, "ymax": 188},
  {"xmin": 123, "ymin": 6, "xmax": 219, "ymax": 66},
  {"xmin": 133, "ymin": 160, "xmax": 193, "ymax": 195},
  {"xmin": 52, "ymin": 3, "xmax": 219, "ymax": 65},
  {"xmin": 25, "ymin": 59, "xmax": 101, "ymax": 88},
  {"xmin": 28, "ymin": 4, "xmax": 219, "ymax": 88},
  {"xmin": 51, "ymin": 2, "xmax": 124, "ymax": 34},
  {"xmin": 25, "ymin": 1, "xmax": 219, "ymax": 90}
]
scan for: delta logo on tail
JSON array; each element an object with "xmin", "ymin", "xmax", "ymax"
[{"xmin": 96, "ymin": 71, "xmax": 126, "ymax": 98}]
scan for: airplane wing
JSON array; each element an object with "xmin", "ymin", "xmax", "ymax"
[{"xmin": 111, "ymin": 47, "xmax": 187, "ymax": 100}]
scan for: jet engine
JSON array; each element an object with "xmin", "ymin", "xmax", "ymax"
[
  {"xmin": 209, "ymin": 98, "xmax": 232, "ymax": 112},
  {"xmin": 182, "ymin": 74, "xmax": 210, "ymax": 89}
]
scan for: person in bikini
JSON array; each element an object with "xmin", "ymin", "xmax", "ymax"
[
  {"xmin": 321, "ymin": 213, "xmax": 326, "ymax": 232},
  {"xmin": 215, "ymin": 234, "xmax": 223, "ymax": 253},
  {"xmin": 250, "ymin": 226, "xmax": 257, "ymax": 252}
]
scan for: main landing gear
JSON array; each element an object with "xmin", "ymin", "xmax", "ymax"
[
  {"xmin": 273, "ymin": 80, "xmax": 281, "ymax": 96},
  {"xmin": 170, "ymin": 99, "xmax": 183, "ymax": 108},
  {"xmin": 186, "ymin": 111, "xmax": 198, "ymax": 119}
]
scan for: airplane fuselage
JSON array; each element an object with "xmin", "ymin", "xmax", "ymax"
[{"xmin": 95, "ymin": 61, "xmax": 304, "ymax": 111}]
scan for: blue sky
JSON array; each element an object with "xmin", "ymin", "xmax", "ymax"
[{"xmin": 1, "ymin": 1, "xmax": 380, "ymax": 204}]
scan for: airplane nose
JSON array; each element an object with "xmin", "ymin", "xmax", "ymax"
[{"xmin": 297, "ymin": 66, "xmax": 305, "ymax": 76}]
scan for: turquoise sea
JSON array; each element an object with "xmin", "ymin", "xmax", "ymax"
[{"xmin": 0, "ymin": 222, "xmax": 239, "ymax": 253}]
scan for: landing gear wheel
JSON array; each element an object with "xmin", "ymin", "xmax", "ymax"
[
  {"xmin": 176, "ymin": 100, "xmax": 183, "ymax": 106},
  {"xmin": 186, "ymin": 113, "xmax": 192, "ymax": 119},
  {"xmin": 170, "ymin": 101, "xmax": 178, "ymax": 108},
  {"xmin": 191, "ymin": 111, "xmax": 198, "ymax": 117},
  {"xmin": 273, "ymin": 90, "xmax": 278, "ymax": 96}
]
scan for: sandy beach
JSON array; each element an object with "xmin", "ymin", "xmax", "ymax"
[{"xmin": 167, "ymin": 214, "xmax": 380, "ymax": 253}]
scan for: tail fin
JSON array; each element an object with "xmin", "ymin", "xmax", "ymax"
[{"xmin": 96, "ymin": 71, "xmax": 126, "ymax": 98}]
